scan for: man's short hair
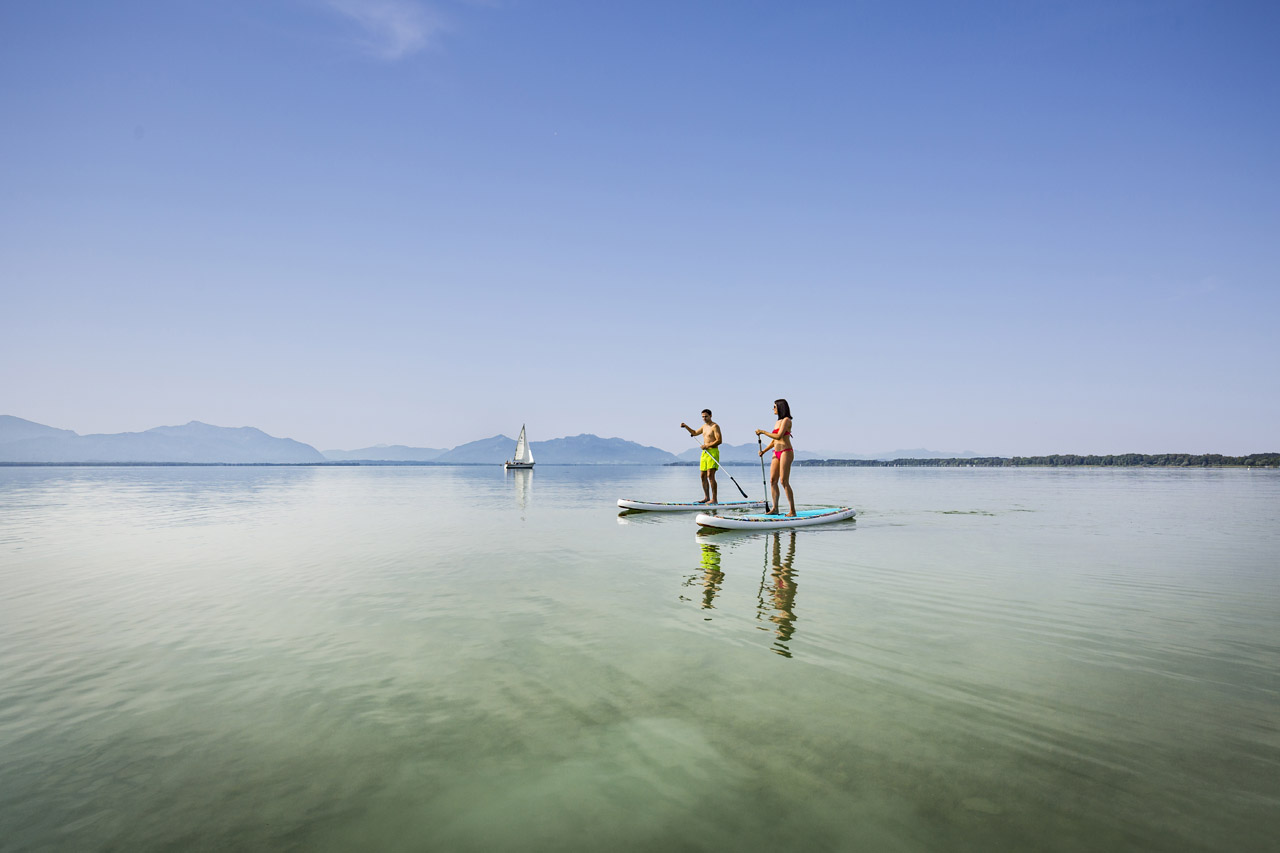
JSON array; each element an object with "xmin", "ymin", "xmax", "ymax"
[{"xmin": 701, "ymin": 409, "xmax": 712, "ymax": 417}]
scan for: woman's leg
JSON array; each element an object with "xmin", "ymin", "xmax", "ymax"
[
  {"xmin": 779, "ymin": 452, "xmax": 795, "ymax": 516},
  {"xmin": 769, "ymin": 455, "xmax": 781, "ymax": 513}
]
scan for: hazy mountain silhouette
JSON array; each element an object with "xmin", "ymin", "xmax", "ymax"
[
  {"xmin": 674, "ymin": 443, "xmax": 979, "ymax": 462},
  {"xmin": 0, "ymin": 415, "xmax": 78, "ymax": 445},
  {"xmin": 865, "ymin": 448, "xmax": 981, "ymax": 460},
  {"xmin": 0, "ymin": 417, "xmax": 323, "ymax": 463},
  {"xmin": 675, "ymin": 442, "xmax": 813, "ymax": 463},
  {"xmin": 322, "ymin": 445, "xmax": 446, "ymax": 462},
  {"xmin": 3, "ymin": 415, "xmax": 978, "ymax": 465},
  {"xmin": 534, "ymin": 434, "xmax": 678, "ymax": 464},
  {"xmin": 431, "ymin": 435, "xmax": 520, "ymax": 464},
  {"xmin": 433, "ymin": 433, "xmax": 679, "ymax": 464}
]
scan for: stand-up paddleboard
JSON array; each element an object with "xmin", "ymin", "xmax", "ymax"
[
  {"xmin": 695, "ymin": 507, "xmax": 856, "ymax": 529},
  {"xmin": 618, "ymin": 498, "xmax": 768, "ymax": 512}
]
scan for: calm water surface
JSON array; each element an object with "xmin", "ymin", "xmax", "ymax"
[{"xmin": 1, "ymin": 466, "xmax": 1277, "ymax": 851}]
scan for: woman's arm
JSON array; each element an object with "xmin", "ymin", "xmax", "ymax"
[{"xmin": 755, "ymin": 419, "xmax": 791, "ymax": 441}]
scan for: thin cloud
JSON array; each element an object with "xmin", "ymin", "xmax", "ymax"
[{"xmin": 326, "ymin": 0, "xmax": 448, "ymax": 60}]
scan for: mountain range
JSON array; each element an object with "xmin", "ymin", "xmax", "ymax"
[
  {"xmin": 430, "ymin": 434, "xmax": 679, "ymax": 465},
  {"xmin": 0, "ymin": 416, "xmax": 975, "ymax": 464},
  {"xmin": 671, "ymin": 443, "xmax": 978, "ymax": 464},
  {"xmin": 321, "ymin": 444, "xmax": 447, "ymax": 462},
  {"xmin": 0, "ymin": 416, "xmax": 323, "ymax": 464}
]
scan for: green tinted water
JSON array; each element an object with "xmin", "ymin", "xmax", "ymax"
[{"xmin": 1, "ymin": 466, "xmax": 1276, "ymax": 851}]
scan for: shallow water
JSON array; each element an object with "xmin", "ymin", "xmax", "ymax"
[{"xmin": 1, "ymin": 465, "xmax": 1277, "ymax": 851}]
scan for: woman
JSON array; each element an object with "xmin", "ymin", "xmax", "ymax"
[{"xmin": 756, "ymin": 398, "xmax": 795, "ymax": 517}]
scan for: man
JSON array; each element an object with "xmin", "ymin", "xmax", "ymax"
[{"xmin": 680, "ymin": 409, "xmax": 723, "ymax": 504}]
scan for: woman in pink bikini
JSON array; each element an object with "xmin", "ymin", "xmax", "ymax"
[{"xmin": 756, "ymin": 398, "xmax": 796, "ymax": 517}]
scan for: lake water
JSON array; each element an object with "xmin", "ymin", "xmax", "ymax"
[{"xmin": 1, "ymin": 465, "xmax": 1277, "ymax": 851}]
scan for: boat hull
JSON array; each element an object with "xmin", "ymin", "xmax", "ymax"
[
  {"xmin": 695, "ymin": 507, "xmax": 856, "ymax": 529},
  {"xmin": 618, "ymin": 498, "xmax": 766, "ymax": 512}
]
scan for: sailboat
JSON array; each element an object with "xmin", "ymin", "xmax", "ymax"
[{"xmin": 504, "ymin": 425, "xmax": 535, "ymax": 470}]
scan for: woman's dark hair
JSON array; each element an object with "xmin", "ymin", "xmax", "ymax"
[{"xmin": 774, "ymin": 398, "xmax": 791, "ymax": 419}]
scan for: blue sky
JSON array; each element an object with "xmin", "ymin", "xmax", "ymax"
[{"xmin": 2, "ymin": 0, "xmax": 1277, "ymax": 455}]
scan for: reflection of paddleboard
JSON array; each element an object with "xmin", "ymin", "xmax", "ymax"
[
  {"xmin": 695, "ymin": 507, "xmax": 856, "ymax": 529},
  {"xmin": 618, "ymin": 498, "xmax": 768, "ymax": 512}
]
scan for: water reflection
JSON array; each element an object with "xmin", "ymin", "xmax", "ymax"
[
  {"xmin": 507, "ymin": 468, "xmax": 532, "ymax": 516},
  {"xmin": 680, "ymin": 543, "xmax": 724, "ymax": 613},
  {"xmin": 680, "ymin": 530, "xmax": 803, "ymax": 656},
  {"xmin": 615, "ymin": 509, "xmax": 668, "ymax": 525},
  {"xmin": 757, "ymin": 531, "xmax": 799, "ymax": 657},
  {"xmin": 0, "ymin": 465, "xmax": 321, "ymax": 533}
]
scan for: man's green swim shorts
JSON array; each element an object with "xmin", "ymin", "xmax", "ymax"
[{"xmin": 700, "ymin": 447, "xmax": 720, "ymax": 472}]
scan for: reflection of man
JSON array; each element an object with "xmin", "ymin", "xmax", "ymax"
[
  {"xmin": 681, "ymin": 543, "xmax": 723, "ymax": 611},
  {"xmin": 680, "ymin": 409, "xmax": 722, "ymax": 504},
  {"xmin": 698, "ymin": 543, "xmax": 723, "ymax": 610}
]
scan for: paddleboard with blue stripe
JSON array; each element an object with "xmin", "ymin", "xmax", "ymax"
[
  {"xmin": 695, "ymin": 506, "xmax": 856, "ymax": 529},
  {"xmin": 618, "ymin": 498, "xmax": 768, "ymax": 512}
]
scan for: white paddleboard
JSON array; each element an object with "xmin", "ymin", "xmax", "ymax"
[
  {"xmin": 618, "ymin": 498, "xmax": 768, "ymax": 512},
  {"xmin": 695, "ymin": 507, "xmax": 856, "ymax": 529}
]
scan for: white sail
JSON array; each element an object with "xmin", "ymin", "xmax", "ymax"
[{"xmin": 513, "ymin": 425, "xmax": 534, "ymax": 464}]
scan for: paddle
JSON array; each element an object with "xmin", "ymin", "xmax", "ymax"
[
  {"xmin": 755, "ymin": 531, "xmax": 771, "ymax": 620},
  {"xmin": 691, "ymin": 437, "xmax": 750, "ymax": 500},
  {"xmin": 757, "ymin": 435, "xmax": 772, "ymax": 513}
]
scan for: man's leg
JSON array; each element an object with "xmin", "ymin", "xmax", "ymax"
[
  {"xmin": 708, "ymin": 469, "xmax": 718, "ymax": 503},
  {"xmin": 700, "ymin": 470, "xmax": 711, "ymax": 502}
]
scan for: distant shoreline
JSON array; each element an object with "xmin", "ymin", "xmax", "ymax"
[
  {"xmin": 796, "ymin": 453, "xmax": 1280, "ymax": 468},
  {"xmin": 2, "ymin": 454, "xmax": 1277, "ymax": 469}
]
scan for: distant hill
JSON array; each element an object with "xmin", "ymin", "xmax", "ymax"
[
  {"xmin": 4, "ymin": 416, "xmax": 1267, "ymax": 467},
  {"xmin": 535, "ymin": 434, "xmax": 678, "ymax": 464},
  {"xmin": 0, "ymin": 416, "xmax": 982, "ymax": 465},
  {"xmin": 0, "ymin": 415, "xmax": 78, "ymax": 444},
  {"xmin": 861, "ymin": 448, "xmax": 981, "ymax": 460},
  {"xmin": 674, "ymin": 443, "xmax": 981, "ymax": 463},
  {"xmin": 675, "ymin": 442, "xmax": 766, "ymax": 464},
  {"xmin": 801, "ymin": 453, "xmax": 1279, "ymax": 468},
  {"xmin": 675, "ymin": 442, "xmax": 844, "ymax": 463},
  {"xmin": 0, "ymin": 417, "xmax": 324, "ymax": 463},
  {"xmin": 432, "ymin": 434, "xmax": 519, "ymax": 464},
  {"xmin": 433, "ymin": 433, "xmax": 679, "ymax": 465},
  {"xmin": 1, "ymin": 418, "xmax": 679, "ymax": 465},
  {"xmin": 322, "ymin": 445, "xmax": 445, "ymax": 462}
]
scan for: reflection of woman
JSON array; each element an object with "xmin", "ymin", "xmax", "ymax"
[
  {"xmin": 755, "ymin": 398, "xmax": 795, "ymax": 517},
  {"xmin": 766, "ymin": 531, "xmax": 799, "ymax": 656}
]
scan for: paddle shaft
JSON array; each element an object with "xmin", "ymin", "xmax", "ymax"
[
  {"xmin": 691, "ymin": 438, "xmax": 750, "ymax": 500},
  {"xmin": 755, "ymin": 532, "xmax": 771, "ymax": 619},
  {"xmin": 757, "ymin": 435, "xmax": 771, "ymax": 513}
]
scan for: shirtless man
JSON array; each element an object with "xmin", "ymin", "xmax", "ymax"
[{"xmin": 680, "ymin": 409, "xmax": 723, "ymax": 504}]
